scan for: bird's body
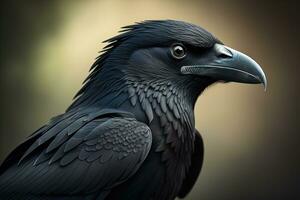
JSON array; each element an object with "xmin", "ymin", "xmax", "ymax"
[
  {"xmin": 0, "ymin": 82, "xmax": 202, "ymax": 200},
  {"xmin": 0, "ymin": 20, "xmax": 266, "ymax": 200}
]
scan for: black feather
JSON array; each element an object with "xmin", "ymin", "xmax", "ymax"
[{"xmin": 0, "ymin": 20, "xmax": 217, "ymax": 200}]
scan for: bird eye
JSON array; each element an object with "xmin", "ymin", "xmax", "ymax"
[{"xmin": 171, "ymin": 44, "xmax": 186, "ymax": 59}]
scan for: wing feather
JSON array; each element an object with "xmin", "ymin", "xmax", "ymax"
[
  {"xmin": 0, "ymin": 110, "xmax": 152, "ymax": 198},
  {"xmin": 177, "ymin": 130, "xmax": 204, "ymax": 198}
]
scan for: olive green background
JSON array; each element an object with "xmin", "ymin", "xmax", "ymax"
[{"xmin": 0, "ymin": 0, "xmax": 299, "ymax": 199}]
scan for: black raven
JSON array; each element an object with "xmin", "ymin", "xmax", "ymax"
[{"xmin": 0, "ymin": 20, "xmax": 266, "ymax": 200}]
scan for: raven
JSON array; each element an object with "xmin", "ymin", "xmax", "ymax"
[{"xmin": 0, "ymin": 20, "xmax": 266, "ymax": 200}]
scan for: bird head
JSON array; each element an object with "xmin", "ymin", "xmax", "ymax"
[{"xmin": 70, "ymin": 20, "xmax": 267, "ymax": 110}]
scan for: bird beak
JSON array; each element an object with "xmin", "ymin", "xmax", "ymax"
[{"xmin": 181, "ymin": 43, "xmax": 267, "ymax": 90}]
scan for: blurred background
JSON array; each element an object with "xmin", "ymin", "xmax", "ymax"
[{"xmin": 0, "ymin": 0, "xmax": 299, "ymax": 199}]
